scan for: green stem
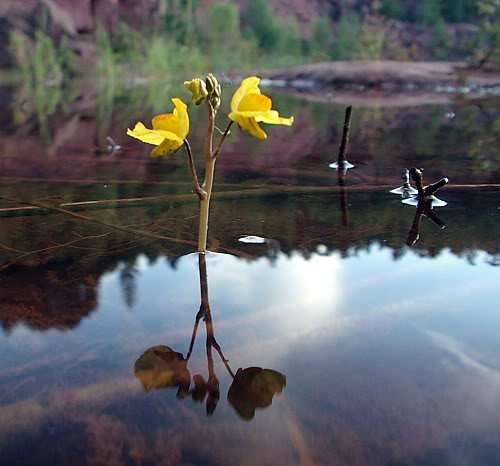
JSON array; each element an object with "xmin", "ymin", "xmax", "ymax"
[{"xmin": 198, "ymin": 154, "xmax": 216, "ymax": 253}]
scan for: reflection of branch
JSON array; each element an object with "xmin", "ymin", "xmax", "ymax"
[
  {"xmin": 186, "ymin": 306, "xmax": 204, "ymax": 361},
  {"xmin": 407, "ymin": 198, "xmax": 446, "ymax": 247},
  {"xmin": 0, "ymin": 233, "xmax": 111, "ymax": 271}
]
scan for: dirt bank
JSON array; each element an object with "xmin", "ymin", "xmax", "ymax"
[{"xmin": 259, "ymin": 61, "xmax": 500, "ymax": 93}]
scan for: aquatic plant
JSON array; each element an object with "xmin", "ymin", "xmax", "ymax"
[
  {"xmin": 134, "ymin": 252, "xmax": 286, "ymax": 419},
  {"xmin": 127, "ymin": 74, "xmax": 293, "ymax": 252}
]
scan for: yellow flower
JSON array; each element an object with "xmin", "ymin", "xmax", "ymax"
[
  {"xmin": 184, "ymin": 78, "xmax": 208, "ymax": 105},
  {"xmin": 229, "ymin": 76, "xmax": 293, "ymax": 140},
  {"xmin": 126, "ymin": 98, "xmax": 189, "ymax": 157}
]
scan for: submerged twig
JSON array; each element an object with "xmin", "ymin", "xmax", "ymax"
[
  {"xmin": 0, "ymin": 196, "xmax": 251, "ymax": 258},
  {"xmin": 0, "ymin": 196, "xmax": 197, "ymax": 246},
  {"xmin": 2, "ymin": 183, "xmax": 500, "ymax": 217},
  {"xmin": 0, "ymin": 232, "xmax": 111, "ymax": 271}
]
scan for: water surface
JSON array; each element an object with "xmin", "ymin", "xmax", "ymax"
[{"xmin": 0, "ymin": 82, "xmax": 500, "ymax": 465}]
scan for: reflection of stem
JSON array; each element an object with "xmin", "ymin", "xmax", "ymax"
[{"xmin": 197, "ymin": 253, "xmax": 235, "ymax": 378}]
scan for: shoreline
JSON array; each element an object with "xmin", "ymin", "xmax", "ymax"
[{"xmin": 258, "ymin": 60, "xmax": 500, "ymax": 99}]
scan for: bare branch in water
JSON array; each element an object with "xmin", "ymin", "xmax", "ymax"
[{"xmin": 0, "ymin": 232, "xmax": 111, "ymax": 271}]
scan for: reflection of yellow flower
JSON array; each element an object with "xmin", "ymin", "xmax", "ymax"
[
  {"xmin": 127, "ymin": 98, "xmax": 189, "ymax": 157},
  {"xmin": 229, "ymin": 76, "xmax": 293, "ymax": 140},
  {"xmin": 134, "ymin": 345, "xmax": 191, "ymax": 394},
  {"xmin": 227, "ymin": 367, "xmax": 286, "ymax": 420},
  {"xmin": 184, "ymin": 78, "xmax": 208, "ymax": 105}
]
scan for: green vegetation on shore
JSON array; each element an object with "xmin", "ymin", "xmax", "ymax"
[{"xmin": 6, "ymin": 0, "xmax": 500, "ymax": 90}]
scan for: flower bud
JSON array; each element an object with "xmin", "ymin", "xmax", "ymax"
[
  {"xmin": 205, "ymin": 73, "xmax": 219, "ymax": 95},
  {"xmin": 205, "ymin": 74, "xmax": 221, "ymax": 112},
  {"xmin": 184, "ymin": 78, "xmax": 208, "ymax": 105}
]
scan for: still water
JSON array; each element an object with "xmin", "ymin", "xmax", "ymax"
[{"xmin": 0, "ymin": 82, "xmax": 500, "ymax": 465}]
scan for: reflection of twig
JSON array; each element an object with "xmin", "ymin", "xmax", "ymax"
[
  {"xmin": 337, "ymin": 171, "xmax": 349, "ymax": 227},
  {"xmin": 407, "ymin": 198, "xmax": 446, "ymax": 247},
  {"xmin": 0, "ymin": 233, "xmax": 111, "ymax": 271}
]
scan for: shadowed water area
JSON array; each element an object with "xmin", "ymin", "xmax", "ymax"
[{"xmin": 0, "ymin": 81, "xmax": 500, "ymax": 466}]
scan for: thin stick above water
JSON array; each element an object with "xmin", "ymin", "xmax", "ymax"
[{"xmin": 338, "ymin": 106, "xmax": 352, "ymax": 164}]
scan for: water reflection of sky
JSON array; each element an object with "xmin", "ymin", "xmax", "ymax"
[
  {"xmin": 1, "ymin": 247, "xmax": 500, "ymax": 465},
  {"xmin": 2, "ymin": 85, "xmax": 500, "ymax": 463}
]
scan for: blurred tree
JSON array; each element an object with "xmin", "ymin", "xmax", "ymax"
[
  {"xmin": 310, "ymin": 17, "xmax": 333, "ymax": 60},
  {"xmin": 416, "ymin": 0, "xmax": 443, "ymax": 25},
  {"xmin": 205, "ymin": 2, "xmax": 243, "ymax": 67},
  {"xmin": 357, "ymin": 24, "xmax": 385, "ymax": 59},
  {"xmin": 474, "ymin": 0, "xmax": 500, "ymax": 68},
  {"xmin": 380, "ymin": 0, "xmax": 407, "ymax": 20},
  {"xmin": 432, "ymin": 18, "xmax": 450, "ymax": 58},
  {"xmin": 275, "ymin": 17, "xmax": 303, "ymax": 59},
  {"xmin": 333, "ymin": 12, "xmax": 361, "ymax": 60},
  {"xmin": 163, "ymin": 0, "xmax": 197, "ymax": 45},
  {"xmin": 243, "ymin": 0, "xmax": 280, "ymax": 52},
  {"xmin": 442, "ymin": 0, "xmax": 477, "ymax": 22}
]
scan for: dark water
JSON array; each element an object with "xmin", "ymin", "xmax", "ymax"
[{"xmin": 0, "ymin": 82, "xmax": 500, "ymax": 465}]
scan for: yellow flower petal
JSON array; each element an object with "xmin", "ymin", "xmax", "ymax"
[
  {"xmin": 127, "ymin": 98, "xmax": 189, "ymax": 157},
  {"xmin": 127, "ymin": 122, "xmax": 181, "ymax": 146},
  {"xmin": 152, "ymin": 113, "xmax": 178, "ymax": 132},
  {"xmin": 238, "ymin": 94, "xmax": 272, "ymax": 112},
  {"xmin": 255, "ymin": 111, "xmax": 294, "ymax": 126},
  {"xmin": 172, "ymin": 98, "xmax": 189, "ymax": 140},
  {"xmin": 247, "ymin": 118, "xmax": 267, "ymax": 140},
  {"xmin": 229, "ymin": 76, "xmax": 293, "ymax": 140},
  {"xmin": 151, "ymin": 138, "xmax": 182, "ymax": 157},
  {"xmin": 230, "ymin": 76, "xmax": 261, "ymax": 113},
  {"xmin": 230, "ymin": 113, "xmax": 267, "ymax": 140}
]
